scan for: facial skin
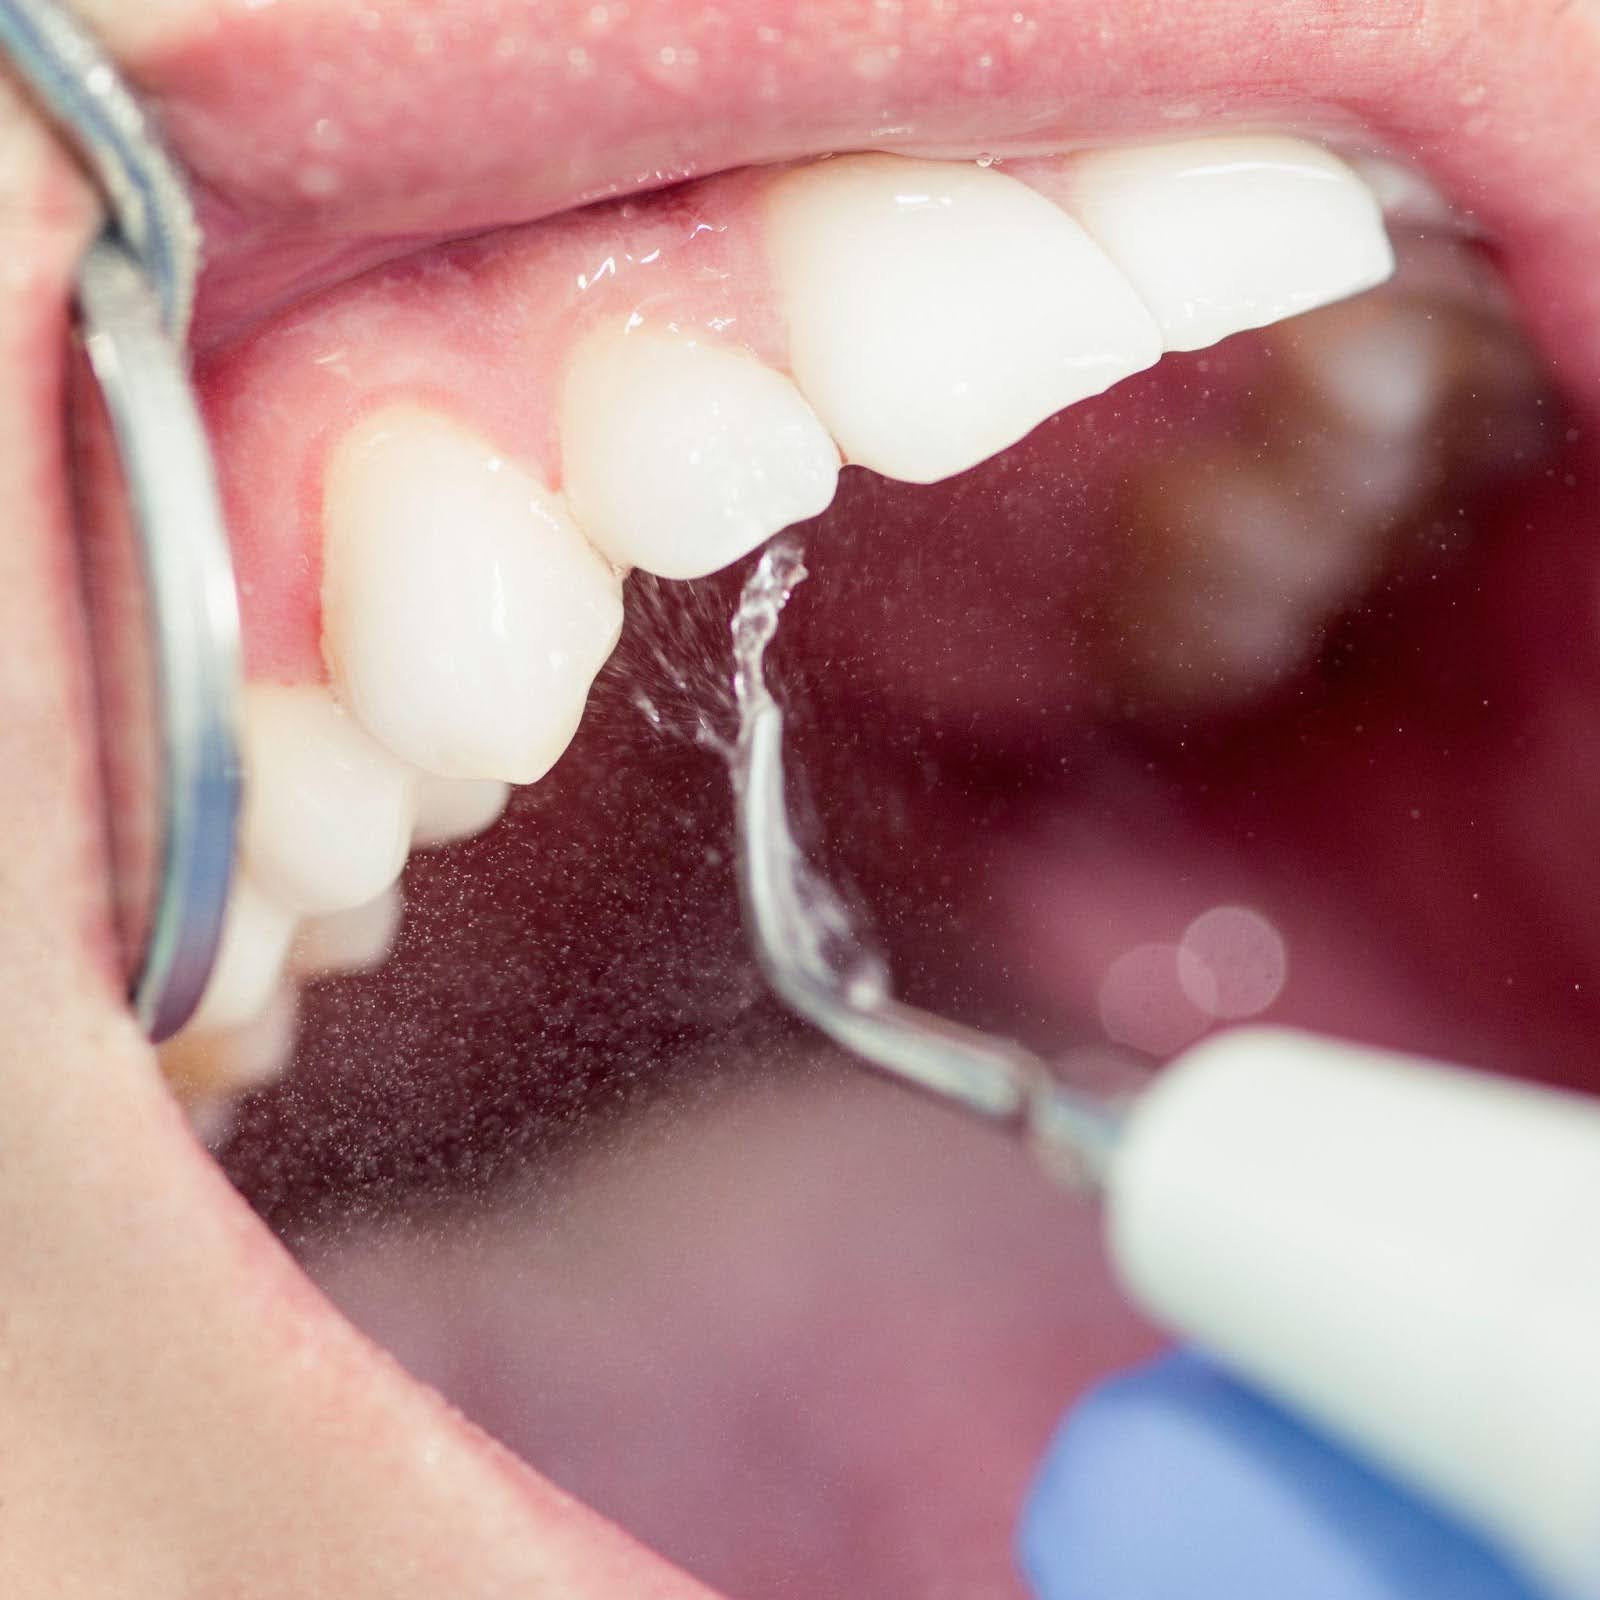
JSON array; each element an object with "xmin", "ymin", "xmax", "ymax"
[{"xmin": 1, "ymin": 1, "xmax": 1598, "ymax": 1595}]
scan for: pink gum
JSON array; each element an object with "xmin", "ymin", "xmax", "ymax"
[{"xmin": 199, "ymin": 163, "xmax": 787, "ymax": 681}]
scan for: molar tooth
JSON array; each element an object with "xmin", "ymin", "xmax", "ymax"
[
  {"xmin": 412, "ymin": 776, "xmax": 510, "ymax": 848},
  {"xmin": 323, "ymin": 406, "xmax": 624, "ymax": 784},
  {"xmin": 1058, "ymin": 134, "xmax": 1394, "ymax": 353},
  {"xmin": 560, "ymin": 324, "xmax": 839, "ymax": 580},
  {"xmin": 766, "ymin": 153, "xmax": 1162, "ymax": 484},
  {"xmin": 240, "ymin": 682, "xmax": 418, "ymax": 916},
  {"xmin": 293, "ymin": 887, "xmax": 404, "ymax": 978},
  {"xmin": 191, "ymin": 875, "xmax": 296, "ymax": 1033}
]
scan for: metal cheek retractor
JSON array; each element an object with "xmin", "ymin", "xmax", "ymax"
[
  {"xmin": 728, "ymin": 540, "xmax": 1126, "ymax": 1191},
  {"xmin": 0, "ymin": 0, "xmax": 242, "ymax": 1041}
]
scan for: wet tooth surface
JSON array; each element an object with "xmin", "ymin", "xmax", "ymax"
[
  {"xmin": 323, "ymin": 406, "xmax": 624, "ymax": 784},
  {"xmin": 191, "ymin": 874, "xmax": 296, "ymax": 1032},
  {"xmin": 1058, "ymin": 134, "xmax": 1394, "ymax": 353},
  {"xmin": 560, "ymin": 323, "xmax": 840, "ymax": 580},
  {"xmin": 411, "ymin": 776, "xmax": 511, "ymax": 849},
  {"xmin": 766, "ymin": 153, "xmax": 1161, "ymax": 484},
  {"xmin": 241, "ymin": 682, "xmax": 418, "ymax": 915}
]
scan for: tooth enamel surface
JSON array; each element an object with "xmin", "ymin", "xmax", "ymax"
[
  {"xmin": 412, "ymin": 775, "xmax": 511, "ymax": 848},
  {"xmin": 241, "ymin": 682, "xmax": 418, "ymax": 916},
  {"xmin": 766, "ymin": 153, "xmax": 1162, "ymax": 484},
  {"xmin": 560, "ymin": 324, "xmax": 840, "ymax": 580},
  {"xmin": 1060, "ymin": 135, "xmax": 1395, "ymax": 353},
  {"xmin": 323, "ymin": 406, "xmax": 624, "ymax": 785},
  {"xmin": 293, "ymin": 887, "xmax": 404, "ymax": 977},
  {"xmin": 191, "ymin": 875, "xmax": 296, "ymax": 1033},
  {"xmin": 164, "ymin": 985, "xmax": 302, "ymax": 1101}
]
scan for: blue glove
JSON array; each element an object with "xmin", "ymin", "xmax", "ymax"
[{"xmin": 1018, "ymin": 1350, "xmax": 1544, "ymax": 1600}]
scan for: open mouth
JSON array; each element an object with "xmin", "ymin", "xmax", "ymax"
[{"xmin": 4, "ymin": 0, "xmax": 1600, "ymax": 1594}]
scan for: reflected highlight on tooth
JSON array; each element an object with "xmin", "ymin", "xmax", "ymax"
[{"xmin": 322, "ymin": 405, "xmax": 624, "ymax": 785}]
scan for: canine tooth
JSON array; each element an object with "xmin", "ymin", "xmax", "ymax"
[
  {"xmin": 1060, "ymin": 135, "xmax": 1394, "ymax": 352},
  {"xmin": 323, "ymin": 406, "xmax": 624, "ymax": 784},
  {"xmin": 190, "ymin": 875, "xmax": 296, "ymax": 1033},
  {"xmin": 766, "ymin": 153, "xmax": 1161, "ymax": 484},
  {"xmin": 293, "ymin": 887, "xmax": 403, "ymax": 977},
  {"xmin": 412, "ymin": 776, "xmax": 510, "ymax": 848},
  {"xmin": 240, "ymin": 682, "xmax": 418, "ymax": 916},
  {"xmin": 561, "ymin": 324, "xmax": 839, "ymax": 580}
]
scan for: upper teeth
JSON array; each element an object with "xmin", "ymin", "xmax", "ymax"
[
  {"xmin": 240, "ymin": 681, "xmax": 417, "ymax": 917},
  {"xmin": 1046, "ymin": 135, "xmax": 1394, "ymax": 353},
  {"xmin": 765, "ymin": 152, "xmax": 1165, "ymax": 483},
  {"xmin": 169, "ymin": 131, "xmax": 1397, "ymax": 1096},
  {"xmin": 559, "ymin": 322, "xmax": 840, "ymax": 579},
  {"xmin": 321, "ymin": 404, "xmax": 625, "ymax": 785}
]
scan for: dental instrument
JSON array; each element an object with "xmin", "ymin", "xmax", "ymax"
[
  {"xmin": 0, "ymin": 0, "xmax": 241, "ymax": 1041},
  {"xmin": 732, "ymin": 537, "xmax": 1600, "ymax": 1600}
]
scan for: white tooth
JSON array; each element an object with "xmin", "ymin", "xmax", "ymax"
[
  {"xmin": 766, "ymin": 153, "xmax": 1162, "ymax": 484},
  {"xmin": 292, "ymin": 886, "xmax": 403, "ymax": 977},
  {"xmin": 560, "ymin": 324, "xmax": 840, "ymax": 580},
  {"xmin": 240, "ymin": 682, "xmax": 418, "ymax": 916},
  {"xmin": 412, "ymin": 776, "xmax": 510, "ymax": 848},
  {"xmin": 1060, "ymin": 134, "xmax": 1395, "ymax": 353},
  {"xmin": 191, "ymin": 875, "xmax": 296, "ymax": 1033},
  {"xmin": 323, "ymin": 406, "xmax": 624, "ymax": 784},
  {"xmin": 164, "ymin": 984, "xmax": 302, "ymax": 1102}
]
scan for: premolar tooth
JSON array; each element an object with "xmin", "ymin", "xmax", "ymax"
[
  {"xmin": 293, "ymin": 887, "xmax": 404, "ymax": 977},
  {"xmin": 412, "ymin": 776, "xmax": 510, "ymax": 848},
  {"xmin": 191, "ymin": 875, "xmax": 296, "ymax": 1033},
  {"xmin": 1058, "ymin": 134, "xmax": 1394, "ymax": 353},
  {"xmin": 323, "ymin": 406, "xmax": 624, "ymax": 784},
  {"xmin": 766, "ymin": 153, "xmax": 1162, "ymax": 484},
  {"xmin": 560, "ymin": 324, "xmax": 839, "ymax": 580},
  {"xmin": 240, "ymin": 682, "xmax": 418, "ymax": 915}
]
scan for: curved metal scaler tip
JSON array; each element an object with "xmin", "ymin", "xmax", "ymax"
[{"xmin": 729, "ymin": 539, "xmax": 1124, "ymax": 1191}]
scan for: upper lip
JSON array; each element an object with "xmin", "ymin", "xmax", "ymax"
[{"xmin": 126, "ymin": 0, "xmax": 1600, "ymax": 388}]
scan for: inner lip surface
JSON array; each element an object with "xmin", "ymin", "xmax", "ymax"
[{"xmin": 10, "ymin": 0, "xmax": 1600, "ymax": 1595}]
